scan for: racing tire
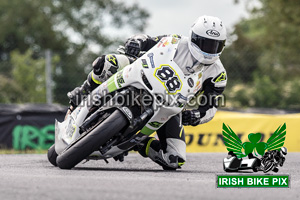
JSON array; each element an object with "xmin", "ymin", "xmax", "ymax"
[
  {"xmin": 252, "ymin": 158, "xmax": 260, "ymax": 172},
  {"xmin": 47, "ymin": 144, "xmax": 58, "ymax": 166},
  {"xmin": 252, "ymin": 167, "xmax": 258, "ymax": 172},
  {"xmin": 162, "ymin": 166, "xmax": 177, "ymax": 171},
  {"xmin": 272, "ymin": 167, "xmax": 279, "ymax": 173},
  {"xmin": 56, "ymin": 110, "xmax": 128, "ymax": 169}
]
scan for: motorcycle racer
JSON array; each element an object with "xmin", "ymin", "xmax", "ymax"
[
  {"xmin": 67, "ymin": 15, "xmax": 227, "ymax": 170},
  {"xmin": 260, "ymin": 147, "xmax": 287, "ymax": 173}
]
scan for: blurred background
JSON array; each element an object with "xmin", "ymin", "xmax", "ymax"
[
  {"xmin": 0, "ymin": 0, "xmax": 299, "ymax": 109},
  {"xmin": 0, "ymin": 0, "xmax": 299, "ymax": 151}
]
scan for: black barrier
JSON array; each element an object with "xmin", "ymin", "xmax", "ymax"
[{"xmin": 0, "ymin": 104, "xmax": 66, "ymax": 150}]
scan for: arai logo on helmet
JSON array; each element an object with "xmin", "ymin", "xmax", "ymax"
[{"xmin": 206, "ymin": 30, "xmax": 220, "ymax": 37}]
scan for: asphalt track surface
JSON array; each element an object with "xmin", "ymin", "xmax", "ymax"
[{"xmin": 0, "ymin": 153, "xmax": 299, "ymax": 200}]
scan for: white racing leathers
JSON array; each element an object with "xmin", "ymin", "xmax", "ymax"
[
  {"xmin": 173, "ymin": 36, "xmax": 227, "ymax": 124},
  {"xmin": 82, "ymin": 36, "xmax": 227, "ymax": 169}
]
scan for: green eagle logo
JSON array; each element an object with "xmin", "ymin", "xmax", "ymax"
[{"xmin": 222, "ymin": 123, "xmax": 286, "ymax": 158}]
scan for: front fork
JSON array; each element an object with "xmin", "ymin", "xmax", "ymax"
[{"xmin": 100, "ymin": 107, "xmax": 154, "ymax": 155}]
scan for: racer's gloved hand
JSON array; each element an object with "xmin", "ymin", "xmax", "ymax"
[
  {"xmin": 124, "ymin": 38, "xmax": 141, "ymax": 57},
  {"xmin": 182, "ymin": 110, "xmax": 201, "ymax": 126}
]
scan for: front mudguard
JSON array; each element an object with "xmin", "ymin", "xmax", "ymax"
[{"xmin": 55, "ymin": 119, "xmax": 69, "ymax": 154}]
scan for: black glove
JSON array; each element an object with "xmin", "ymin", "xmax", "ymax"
[
  {"xmin": 125, "ymin": 39, "xmax": 141, "ymax": 57},
  {"xmin": 182, "ymin": 110, "xmax": 201, "ymax": 126}
]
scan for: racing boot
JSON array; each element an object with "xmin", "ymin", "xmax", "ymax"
[
  {"xmin": 136, "ymin": 137, "xmax": 159, "ymax": 158},
  {"xmin": 67, "ymin": 54, "xmax": 130, "ymax": 108},
  {"xmin": 137, "ymin": 137, "xmax": 185, "ymax": 170},
  {"xmin": 67, "ymin": 77, "xmax": 97, "ymax": 108}
]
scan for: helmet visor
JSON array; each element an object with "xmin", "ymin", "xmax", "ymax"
[{"xmin": 191, "ymin": 32, "xmax": 225, "ymax": 54}]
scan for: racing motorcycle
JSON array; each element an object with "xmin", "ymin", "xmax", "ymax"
[{"xmin": 47, "ymin": 36, "xmax": 203, "ymax": 169}]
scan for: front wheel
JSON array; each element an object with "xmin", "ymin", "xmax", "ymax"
[
  {"xmin": 56, "ymin": 110, "xmax": 128, "ymax": 169},
  {"xmin": 47, "ymin": 144, "xmax": 58, "ymax": 166}
]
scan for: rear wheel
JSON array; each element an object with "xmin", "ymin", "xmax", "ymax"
[
  {"xmin": 47, "ymin": 144, "xmax": 58, "ymax": 166},
  {"xmin": 252, "ymin": 158, "xmax": 261, "ymax": 172},
  {"xmin": 57, "ymin": 110, "xmax": 128, "ymax": 169}
]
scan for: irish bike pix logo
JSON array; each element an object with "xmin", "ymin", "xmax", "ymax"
[
  {"xmin": 222, "ymin": 123, "xmax": 287, "ymax": 173},
  {"xmin": 217, "ymin": 123, "xmax": 289, "ymax": 188}
]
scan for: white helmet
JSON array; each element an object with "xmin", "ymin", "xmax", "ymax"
[
  {"xmin": 188, "ymin": 15, "xmax": 227, "ymax": 65},
  {"xmin": 280, "ymin": 147, "xmax": 287, "ymax": 156}
]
